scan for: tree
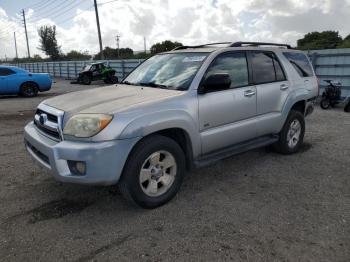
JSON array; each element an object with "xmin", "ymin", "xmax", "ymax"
[
  {"xmin": 38, "ymin": 25, "xmax": 62, "ymax": 60},
  {"xmin": 94, "ymin": 46, "xmax": 134, "ymax": 59},
  {"xmin": 297, "ymin": 31, "xmax": 343, "ymax": 50},
  {"xmin": 150, "ymin": 40, "xmax": 183, "ymax": 54},
  {"xmin": 338, "ymin": 34, "xmax": 350, "ymax": 48},
  {"xmin": 65, "ymin": 50, "xmax": 91, "ymax": 60}
]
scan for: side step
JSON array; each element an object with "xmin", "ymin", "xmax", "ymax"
[{"xmin": 194, "ymin": 135, "xmax": 279, "ymax": 168}]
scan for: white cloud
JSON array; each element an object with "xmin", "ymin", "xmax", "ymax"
[{"xmin": 0, "ymin": 0, "xmax": 349, "ymax": 59}]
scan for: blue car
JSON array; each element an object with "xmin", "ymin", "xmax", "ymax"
[{"xmin": 0, "ymin": 66, "xmax": 52, "ymax": 97}]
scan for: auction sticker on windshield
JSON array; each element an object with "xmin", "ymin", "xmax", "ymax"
[{"xmin": 182, "ymin": 56, "xmax": 206, "ymax": 62}]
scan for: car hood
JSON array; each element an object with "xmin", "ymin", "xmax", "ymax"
[{"xmin": 42, "ymin": 84, "xmax": 184, "ymax": 114}]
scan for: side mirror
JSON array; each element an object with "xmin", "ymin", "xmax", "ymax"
[{"xmin": 199, "ymin": 73, "xmax": 231, "ymax": 94}]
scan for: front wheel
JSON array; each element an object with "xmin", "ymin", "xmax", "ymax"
[
  {"xmin": 118, "ymin": 135, "xmax": 186, "ymax": 209},
  {"xmin": 82, "ymin": 74, "xmax": 91, "ymax": 85},
  {"xmin": 320, "ymin": 98, "xmax": 330, "ymax": 109},
  {"xmin": 273, "ymin": 110, "xmax": 305, "ymax": 154}
]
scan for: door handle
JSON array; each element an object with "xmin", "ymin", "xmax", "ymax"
[
  {"xmin": 244, "ymin": 90, "xmax": 256, "ymax": 97},
  {"xmin": 280, "ymin": 84, "xmax": 289, "ymax": 90}
]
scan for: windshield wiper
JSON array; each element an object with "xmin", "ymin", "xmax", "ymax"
[
  {"xmin": 121, "ymin": 81, "xmax": 136, "ymax": 85},
  {"xmin": 138, "ymin": 82, "xmax": 169, "ymax": 89}
]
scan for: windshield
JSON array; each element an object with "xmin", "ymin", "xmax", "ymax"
[
  {"xmin": 82, "ymin": 65, "xmax": 91, "ymax": 71},
  {"xmin": 123, "ymin": 52, "xmax": 209, "ymax": 90}
]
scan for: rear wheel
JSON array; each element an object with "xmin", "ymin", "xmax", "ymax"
[
  {"xmin": 118, "ymin": 135, "xmax": 186, "ymax": 209},
  {"xmin": 320, "ymin": 98, "xmax": 330, "ymax": 109},
  {"xmin": 110, "ymin": 75, "xmax": 118, "ymax": 84},
  {"xmin": 19, "ymin": 82, "xmax": 38, "ymax": 97},
  {"xmin": 273, "ymin": 110, "xmax": 305, "ymax": 154},
  {"xmin": 344, "ymin": 101, "xmax": 350, "ymax": 112}
]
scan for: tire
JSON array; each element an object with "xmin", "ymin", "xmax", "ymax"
[
  {"xmin": 82, "ymin": 74, "xmax": 91, "ymax": 85},
  {"xmin": 273, "ymin": 110, "xmax": 305, "ymax": 155},
  {"xmin": 110, "ymin": 75, "xmax": 118, "ymax": 84},
  {"xmin": 320, "ymin": 98, "xmax": 330, "ymax": 109},
  {"xmin": 344, "ymin": 102, "xmax": 350, "ymax": 112},
  {"xmin": 19, "ymin": 82, "xmax": 38, "ymax": 97},
  {"xmin": 118, "ymin": 135, "xmax": 186, "ymax": 209}
]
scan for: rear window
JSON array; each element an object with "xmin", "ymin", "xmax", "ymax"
[
  {"xmin": 250, "ymin": 51, "xmax": 286, "ymax": 84},
  {"xmin": 283, "ymin": 52, "xmax": 313, "ymax": 77}
]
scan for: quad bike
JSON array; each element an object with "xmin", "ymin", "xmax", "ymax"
[
  {"xmin": 320, "ymin": 80, "xmax": 350, "ymax": 112},
  {"xmin": 77, "ymin": 62, "xmax": 118, "ymax": 85}
]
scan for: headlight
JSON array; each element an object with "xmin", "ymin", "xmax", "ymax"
[{"xmin": 63, "ymin": 114, "xmax": 113, "ymax": 138}]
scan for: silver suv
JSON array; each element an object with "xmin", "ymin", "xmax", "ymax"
[{"xmin": 24, "ymin": 42, "xmax": 318, "ymax": 208}]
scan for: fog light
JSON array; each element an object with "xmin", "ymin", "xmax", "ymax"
[{"xmin": 68, "ymin": 160, "xmax": 86, "ymax": 176}]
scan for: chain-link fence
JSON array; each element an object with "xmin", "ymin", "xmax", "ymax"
[{"xmin": 14, "ymin": 59, "xmax": 145, "ymax": 80}]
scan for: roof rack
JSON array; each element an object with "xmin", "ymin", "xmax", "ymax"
[
  {"xmin": 229, "ymin": 41, "xmax": 292, "ymax": 49},
  {"xmin": 172, "ymin": 42, "xmax": 232, "ymax": 51},
  {"xmin": 172, "ymin": 41, "xmax": 292, "ymax": 51}
]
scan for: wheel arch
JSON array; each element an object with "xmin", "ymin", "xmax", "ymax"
[{"xmin": 124, "ymin": 127, "xmax": 195, "ymax": 171}]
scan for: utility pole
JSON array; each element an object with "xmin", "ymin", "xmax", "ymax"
[
  {"xmin": 14, "ymin": 32, "xmax": 18, "ymax": 60},
  {"xmin": 115, "ymin": 35, "xmax": 120, "ymax": 58},
  {"xmin": 144, "ymin": 36, "xmax": 146, "ymax": 54},
  {"xmin": 22, "ymin": 9, "xmax": 30, "ymax": 58},
  {"xmin": 93, "ymin": 0, "xmax": 104, "ymax": 60}
]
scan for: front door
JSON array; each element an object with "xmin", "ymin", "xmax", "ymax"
[{"xmin": 198, "ymin": 52, "xmax": 257, "ymax": 154}]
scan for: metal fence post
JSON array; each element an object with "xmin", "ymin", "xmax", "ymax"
[
  {"xmin": 74, "ymin": 62, "xmax": 77, "ymax": 78},
  {"xmin": 67, "ymin": 62, "xmax": 70, "ymax": 79},
  {"xmin": 121, "ymin": 60, "xmax": 125, "ymax": 78}
]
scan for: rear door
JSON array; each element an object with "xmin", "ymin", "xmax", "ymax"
[
  {"xmin": 198, "ymin": 51, "xmax": 257, "ymax": 154},
  {"xmin": 248, "ymin": 51, "xmax": 290, "ymax": 136},
  {"xmin": 282, "ymin": 52, "xmax": 318, "ymax": 97}
]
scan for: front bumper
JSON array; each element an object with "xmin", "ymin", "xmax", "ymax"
[{"xmin": 24, "ymin": 121, "xmax": 139, "ymax": 185}]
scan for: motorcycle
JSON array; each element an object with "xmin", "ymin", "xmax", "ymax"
[{"xmin": 320, "ymin": 80, "xmax": 350, "ymax": 112}]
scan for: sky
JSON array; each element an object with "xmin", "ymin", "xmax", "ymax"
[{"xmin": 0, "ymin": 0, "xmax": 350, "ymax": 59}]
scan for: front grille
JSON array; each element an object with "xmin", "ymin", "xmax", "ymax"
[
  {"xmin": 34, "ymin": 121, "xmax": 60, "ymax": 139},
  {"xmin": 33, "ymin": 106, "xmax": 63, "ymax": 141},
  {"xmin": 36, "ymin": 109, "xmax": 58, "ymax": 122}
]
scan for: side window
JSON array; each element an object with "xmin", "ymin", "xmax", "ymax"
[
  {"xmin": 250, "ymin": 51, "xmax": 276, "ymax": 84},
  {"xmin": 283, "ymin": 52, "xmax": 314, "ymax": 77},
  {"xmin": 205, "ymin": 52, "xmax": 249, "ymax": 89},
  {"xmin": 0, "ymin": 68, "xmax": 15, "ymax": 76},
  {"xmin": 272, "ymin": 54, "xmax": 286, "ymax": 81}
]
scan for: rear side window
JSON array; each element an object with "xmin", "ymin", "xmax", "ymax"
[
  {"xmin": 0, "ymin": 68, "xmax": 15, "ymax": 76},
  {"xmin": 283, "ymin": 52, "xmax": 313, "ymax": 77},
  {"xmin": 205, "ymin": 52, "xmax": 249, "ymax": 88},
  {"xmin": 250, "ymin": 51, "xmax": 286, "ymax": 84}
]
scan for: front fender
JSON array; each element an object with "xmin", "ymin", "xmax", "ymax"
[{"xmin": 119, "ymin": 109, "xmax": 201, "ymax": 158}]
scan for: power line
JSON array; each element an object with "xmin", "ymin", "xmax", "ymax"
[
  {"xmin": 53, "ymin": 5, "xmax": 94, "ymax": 26},
  {"xmin": 23, "ymin": 0, "xmax": 55, "ymax": 11},
  {"xmin": 39, "ymin": 0, "xmax": 88, "ymax": 23},
  {"xmin": 98, "ymin": 0, "xmax": 119, "ymax": 6},
  {"xmin": 23, "ymin": 0, "xmax": 57, "ymax": 13},
  {"xmin": 27, "ymin": 0, "xmax": 71, "ymax": 22}
]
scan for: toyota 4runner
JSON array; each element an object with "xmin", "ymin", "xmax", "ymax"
[{"xmin": 24, "ymin": 42, "xmax": 318, "ymax": 208}]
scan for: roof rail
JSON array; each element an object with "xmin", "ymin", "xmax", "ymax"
[
  {"xmin": 172, "ymin": 42, "xmax": 231, "ymax": 51},
  {"xmin": 230, "ymin": 41, "xmax": 292, "ymax": 49},
  {"xmin": 171, "ymin": 41, "xmax": 292, "ymax": 51}
]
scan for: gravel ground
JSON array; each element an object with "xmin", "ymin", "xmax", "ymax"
[{"xmin": 0, "ymin": 79, "xmax": 349, "ymax": 262}]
